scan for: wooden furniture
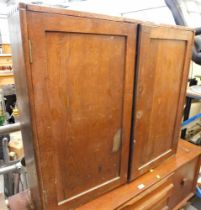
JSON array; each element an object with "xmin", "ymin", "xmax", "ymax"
[
  {"xmin": 7, "ymin": 141, "xmax": 201, "ymax": 210},
  {"xmin": 8, "ymin": 3, "xmax": 196, "ymax": 210},
  {"xmin": 0, "ymin": 73, "xmax": 14, "ymax": 87},
  {"xmin": 9, "ymin": 131, "xmax": 24, "ymax": 159},
  {"xmin": 0, "ymin": 52, "xmax": 14, "ymax": 86},
  {"xmin": 129, "ymin": 24, "xmax": 194, "ymax": 180},
  {"xmin": 8, "ymin": 190, "xmax": 33, "ymax": 210},
  {"xmin": 0, "ymin": 193, "xmax": 8, "ymax": 210},
  {"xmin": 2, "ymin": 44, "xmax": 12, "ymax": 54},
  {"xmin": 9, "ymin": 4, "xmax": 137, "ymax": 210},
  {"xmin": 76, "ymin": 140, "xmax": 201, "ymax": 210}
]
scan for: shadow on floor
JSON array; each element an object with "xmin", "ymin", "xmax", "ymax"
[{"xmin": 188, "ymin": 196, "xmax": 201, "ymax": 210}]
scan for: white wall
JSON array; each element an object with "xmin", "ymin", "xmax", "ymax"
[
  {"xmin": 188, "ymin": 63, "xmax": 201, "ymax": 117},
  {"xmin": 0, "ymin": 17, "xmax": 10, "ymax": 43}
]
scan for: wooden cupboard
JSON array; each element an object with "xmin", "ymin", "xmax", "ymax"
[
  {"xmin": 2, "ymin": 44, "xmax": 12, "ymax": 54},
  {"xmin": 0, "ymin": 54, "xmax": 14, "ymax": 86},
  {"xmin": 129, "ymin": 24, "xmax": 194, "ymax": 180},
  {"xmin": 9, "ymin": 3, "xmax": 196, "ymax": 210},
  {"xmin": 9, "ymin": 3, "xmax": 136, "ymax": 210}
]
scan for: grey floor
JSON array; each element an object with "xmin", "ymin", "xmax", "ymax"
[
  {"xmin": 181, "ymin": 197, "xmax": 201, "ymax": 210},
  {"xmin": 189, "ymin": 196, "xmax": 201, "ymax": 210}
]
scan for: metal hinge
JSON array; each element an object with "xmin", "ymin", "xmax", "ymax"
[{"xmin": 28, "ymin": 40, "xmax": 33, "ymax": 64}]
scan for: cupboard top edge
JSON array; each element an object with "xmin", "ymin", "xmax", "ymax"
[{"xmin": 8, "ymin": 2, "xmax": 194, "ymax": 33}]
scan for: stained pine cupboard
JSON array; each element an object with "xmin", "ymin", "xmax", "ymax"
[{"xmin": 9, "ymin": 3, "xmax": 194, "ymax": 210}]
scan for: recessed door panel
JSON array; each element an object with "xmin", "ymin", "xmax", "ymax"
[
  {"xmin": 46, "ymin": 32, "xmax": 125, "ymax": 201},
  {"xmin": 129, "ymin": 25, "xmax": 193, "ymax": 180}
]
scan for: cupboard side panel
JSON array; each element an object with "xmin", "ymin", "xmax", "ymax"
[
  {"xmin": 172, "ymin": 31, "xmax": 194, "ymax": 152},
  {"xmin": 8, "ymin": 9, "xmax": 44, "ymax": 210}
]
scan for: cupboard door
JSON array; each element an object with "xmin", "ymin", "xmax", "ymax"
[
  {"xmin": 129, "ymin": 25, "xmax": 194, "ymax": 180},
  {"xmin": 26, "ymin": 11, "xmax": 136, "ymax": 210}
]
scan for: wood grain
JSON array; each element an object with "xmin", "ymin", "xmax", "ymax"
[
  {"xmin": 168, "ymin": 157, "xmax": 201, "ymax": 208},
  {"xmin": 46, "ymin": 32, "xmax": 126, "ymax": 201},
  {"xmin": 10, "ymin": 5, "xmax": 136, "ymax": 210},
  {"xmin": 8, "ymin": 4, "xmax": 196, "ymax": 210},
  {"xmin": 7, "ymin": 141, "xmax": 201, "ymax": 210},
  {"xmin": 129, "ymin": 24, "xmax": 194, "ymax": 180},
  {"xmin": 77, "ymin": 140, "xmax": 201, "ymax": 210},
  {"xmin": 0, "ymin": 193, "xmax": 8, "ymax": 210}
]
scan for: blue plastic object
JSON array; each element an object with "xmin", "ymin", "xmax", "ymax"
[{"xmin": 181, "ymin": 113, "xmax": 201, "ymax": 128}]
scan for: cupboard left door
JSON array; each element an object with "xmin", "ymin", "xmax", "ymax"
[{"xmin": 22, "ymin": 10, "xmax": 136, "ymax": 210}]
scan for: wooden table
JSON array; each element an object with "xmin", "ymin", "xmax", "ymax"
[
  {"xmin": 8, "ymin": 191, "xmax": 34, "ymax": 210},
  {"xmin": 0, "ymin": 193, "xmax": 8, "ymax": 210}
]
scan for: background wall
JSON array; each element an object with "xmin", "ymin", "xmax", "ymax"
[{"xmin": 0, "ymin": 17, "xmax": 10, "ymax": 43}]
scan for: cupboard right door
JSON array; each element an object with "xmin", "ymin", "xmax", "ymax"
[{"xmin": 129, "ymin": 25, "xmax": 194, "ymax": 180}]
